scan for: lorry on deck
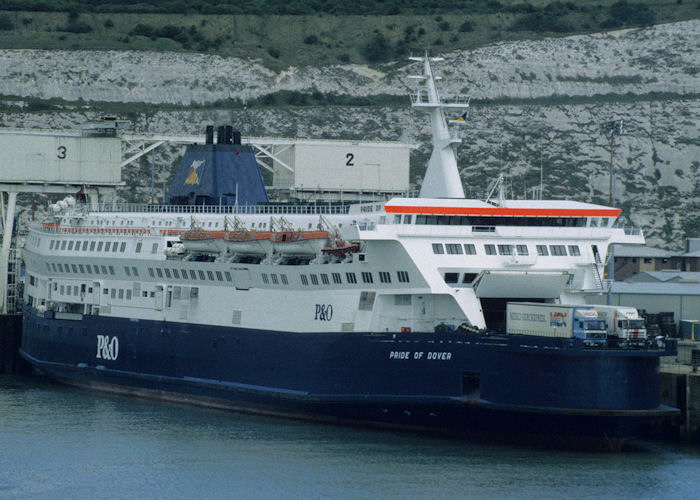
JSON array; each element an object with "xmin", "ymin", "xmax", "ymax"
[
  {"xmin": 506, "ymin": 302, "xmax": 608, "ymax": 346},
  {"xmin": 590, "ymin": 305, "xmax": 648, "ymax": 346}
]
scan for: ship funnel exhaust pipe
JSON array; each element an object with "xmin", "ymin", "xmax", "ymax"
[
  {"xmin": 205, "ymin": 125, "xmax": 214, "ymax": 145},
  {"xmin": 217, "ymin": 126, "xmax": 225, "ymax": 144},
  {"xmin": 233, "ymin": 130, "xmax": 242, "ymax": 145},
  {"xmin": 225, "ymin": 125, "xmax": 233, "ymax": 144}
]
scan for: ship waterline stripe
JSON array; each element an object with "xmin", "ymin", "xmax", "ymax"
[{"xmin": 385, "ymin": 206, "xmax": 621, "ymax": 217}]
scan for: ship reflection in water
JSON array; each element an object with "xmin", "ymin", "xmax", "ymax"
[{"xmin": 0, "ymin": 375, "xmax": 698, "ymax": 499}]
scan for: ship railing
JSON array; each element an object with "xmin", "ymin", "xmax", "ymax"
[{"xmin": 84, "ymin": 202, "xmax": 352, "ymax": 216}]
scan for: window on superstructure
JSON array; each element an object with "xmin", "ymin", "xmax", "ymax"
[
  {"xmin": 171, "ymin": 269, "xmax": 179, "ymax": 279},
  {"xmin": 67, "ymin": 241, "xmax": 73, "ymax": 251},
  {"xmin": 536, "ymin": 245, "xmax": 548, "ymax": 256},
  {"xmin": 310, "ymin": 274, "xmax": 319, "ymax": 285},
  {"xmin": 125, "ymin": 266, "xmax": 131, "ymax": 276},
  {"xmin": 463, "ymin": 244, "xmax": 476, "ymax": 255},
  {"xmin": 395, "ymin": 294, "xmax": 411, "ymax": 305},
  {"xmin": 321, "ymin": 273, "xmax": 329, "ymax": 285},
  {"xmin": 271, "ymin": 274, "xmax": 279, "ymax": 285},
  {"xmin": 96, "ymin": 241, "xmax": 103, "ymax": 252},
  {"xmin": 432, "ymin": 243, "xmax": 444, "ymax": 254},
  {"xmin": 262, "ymin": 273, "xmax": 269, "ymax": 284},
  {"xmin": 379, "ymin": 271, "xmax": 391, "ymax": 283},
  {"xmin": 224, "ymin": 271, "xmax": 232, "ymax": 282},
  {"xmin": 216, "ymin": 271, "xmax": 223, "ymax": 281},
  {"xmin": 104, "ymin": 242, "xmax": 111, "ymax": 252},
  {"xmin": 60, "ymin": 240, "xmax": 67, "ymax": 250},
  {"xmin": 393, "ymin": 215, "xmax": 402, "ymax": 224},
  {"xmin": 156, "ymin": 268, "xmax": 163, "ymax": 278},
  {"xmin": 198, "ymin": 270, "xmax": 205, "ymax": 280},
  {"xmin": 151, "ymin": 243, "xmax": 158, "ymax": 254},
  {"xmin": 281, "ymin": 274, "xmax": 288, "ymax": 285},
  {"xmin": 71, "ymin": 264, "xmax": 78, "ymax": 273},
  {"xmin": 50, "ymin": 240, "xmax": 55, "ymax": 250},
  {"xmin": 148, "ymin": 268, "xmax": 155, "ymax": 278},
  {"xmin": 403, "ymin": 215, "xmax": 413, "ymax": 224},
  {"xmin": 132, "ymin": 267, "xmax": 139, "ymax": 277},
  {"xmin": 135, "ymin": 242, "xmax": 142, "ymax": 253},
  {"xmin": 346, "ymin": 272, "xmax": 357, "ymax": 284},
  {"xmin": 127, "ymin": 290, "xmax": 132, "ymax": 300},
  {"xmin": 57, "ymin": 263, "xmax": 64, "ymax": 272},
  {"xmin": 332, "ymin": 273, "xmax": 342, "ymax": 284},
  {"xmin": 118, "ymin": 289, "xmax": 124, "ymax": 300},
  {"xmin": 397, "ymin": 271, "xmax": 410, "ymax": 283},
  {"xmin": 446, "ymin": 244, "xmax": 463, "ymax": 255},
  {"xmin": 164, "ymin": 268, "xmax": 171, "ymax": 279},
  {"xmin": 444, "ymin": 273, "xmax": 459, "ymax": 284},
  {"xmin": 497, "ymin": 245, "xmax": 513, "ymax": 256},
  {"xmin": 300, "ymin": 275, "xmax": 309, "ymax": 286},
  {"xmin": 103, "ymin": 288, "xmax": 109, "ymax": 295},
  {"xmin": 516, "ymin": 245, "xmax": 529, "ymax": 256},
  {"xmin": 101, "ymin": 265, "xmax": 109, "ymax": 275},
  {"xmin": 361, "ymin": 272, "xmax": 373, "ymax": 284},
  {"xmin": 568, "ymin": 245, "xmax": 580, "ymax": 256},
  {"xmin": 207, "ymin": 271, "xmax": 214, "ymax": 281},
  {"xmin": 82, "ymin": 241, "xmax": 89, "ymax": 251},
  {"xmin": 112, "ymin": 242, "xmax": 119, "ymax": 252},
  {"xmin": 549, "ymin": 245, "xmax": 566, "ymax": 256},
  {"xmin": 111, "ymin": 289, "xmax": 116, "ymax": 299},
  {"xmin": 484, "ymin": 244, "xmax": 497, "ymax": 255},
  {"xmin": 190, "ymin": 270, "xmax": 197, "ymax": 280},
  {"xmin": 89, "ymin": 241, "xmax": 96, "ymax": 251}
]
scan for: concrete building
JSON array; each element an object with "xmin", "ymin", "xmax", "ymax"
[{"xmin": 613, "ymin": 237, "xmax": 700, "ymax": 281}]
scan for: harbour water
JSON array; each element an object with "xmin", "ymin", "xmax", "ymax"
[{"xmin": 1, "ymin": 375, "xmax": 698, "ymax": 499}]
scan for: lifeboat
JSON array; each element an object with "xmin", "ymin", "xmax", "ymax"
[
  {"xmin": 271, "ymin": 230, "xmax": 330, "ymax": 256},
  {"xmin": 321, "ymin": 238, "xmax": 360, "ymax": 257},
  {"xmin": 180, "ymin": 228, "xmax": 227, "ymax": 254},
  {"xmin": 223, "ymin": 230, "xmax": 274, "ymax": 256}
]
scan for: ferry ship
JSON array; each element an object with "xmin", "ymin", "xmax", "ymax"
[{"xmin": 20, "ymin": 56, "xmax": 677, "ymax": 451}]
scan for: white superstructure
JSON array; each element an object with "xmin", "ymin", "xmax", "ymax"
[{"xmin": 22, "ymin": 56, "xmax": 645, "ymax": 333}]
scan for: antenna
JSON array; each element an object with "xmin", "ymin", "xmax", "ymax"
[{"xmin": 600, "ymin": 119, "xmax": 624, "ymax": 207}]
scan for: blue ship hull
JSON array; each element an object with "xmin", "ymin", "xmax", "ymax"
[{"xmin": 20, "ymin": 306, "xmax": 678, "ymax": 451}]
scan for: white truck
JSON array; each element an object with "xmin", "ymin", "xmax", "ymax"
[
  {"xmin": 506, "ymin": 302, "xmax": 608, "ymax": 346},
  {"xmin": 590, "ymin": 305, "xmax": 648, "ymax": 346}
]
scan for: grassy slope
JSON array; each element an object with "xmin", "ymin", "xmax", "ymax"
[{"xmin": 0, "ymin": 1, "xmax": 698, "ymax": 69}]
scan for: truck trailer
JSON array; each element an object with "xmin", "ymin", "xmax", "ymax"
[{"xmin": 506, "ymin": 302, "xmax": 608, "ymax": 346}]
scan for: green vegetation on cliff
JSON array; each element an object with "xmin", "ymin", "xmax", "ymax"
[{"xmin": 0, "ymin": 1, "xmax": 697, "ymax": 67}]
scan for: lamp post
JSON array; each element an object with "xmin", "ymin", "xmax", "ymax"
[{"xmin": 600, "ymin": 119, "xmax": 623, "ymax": 304}]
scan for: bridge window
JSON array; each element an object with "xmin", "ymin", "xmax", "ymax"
[
  {"xmin": 311, "ymin": 274, "xmax": 319, "ymax": 285},
  {"xmin": 432, "ymin": 243, "xmax": 444, "ymax": 254},
  {"xmin": 379, "ymin": 271, "xmax": 391, "ymax": 283},
  {"xmin": 403, "ymin": 215, "xmax": 413, "ymax": 224},
  {"xmin": 198, "ymin": 270, "xmax": 205, "ymax": 280},
  {"xmin": 568, "ymin": 245, "xmax": 581, "ymax": 256},
  {"xmin": 271, "ymin": 274, "xmax": 279, "ymax": 285},
  {"xmin": 300, "ymin": 275, "xmax": 309, "ymax": 286},
  {"xmin": 550, "ymin": 245, "xmax": 567, "ymax": 256},
  {"xmin": 446, "ymin": 244, "xmax": 463, "ymax": 255},
  {"xmin": 497, "ymin": 244, "xmax": 513, "ymax": 255},
  {"xmin": 484, "ymin": 244, "xmax": 497, "ymax": 255},
  {"xmin": 321, "ymin": 273, "xmax": 329, "ymax": 285},
  {"xmin": 361, "ymin": 272, "xmax": 373, "ymax": 284},
  {"xmin": 262, "ymin": 273, "xmax": 269, "ymax": 284},
  {"xmin": 281, "ymin": 274, "xmax": 289, "ymax": 285},
  {"xmin": 332, "ymin": 273, "xmax": 342, "ymax": 284},
  {"xmin": 346, "ymin": 272, "xmax": 357, "ymax": 284},
  {"xmin": 397, "ymin": 271, "xmax": 410, "ymax": 283},
  {"xmin": 536, "ymin": 245, "xmax": 548, "ymax": 256},
  {"xmin": 464, "ymin": 244, "xmax": 476, "ymax": 255},
  {"xmin": 516, "ymin": 245, "xmax": 529, "ymax": 256}
]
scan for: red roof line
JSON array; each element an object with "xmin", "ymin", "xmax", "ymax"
[{"xmin": 385, "ymin": 206, "xmax": 621, "ymax": 217}]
